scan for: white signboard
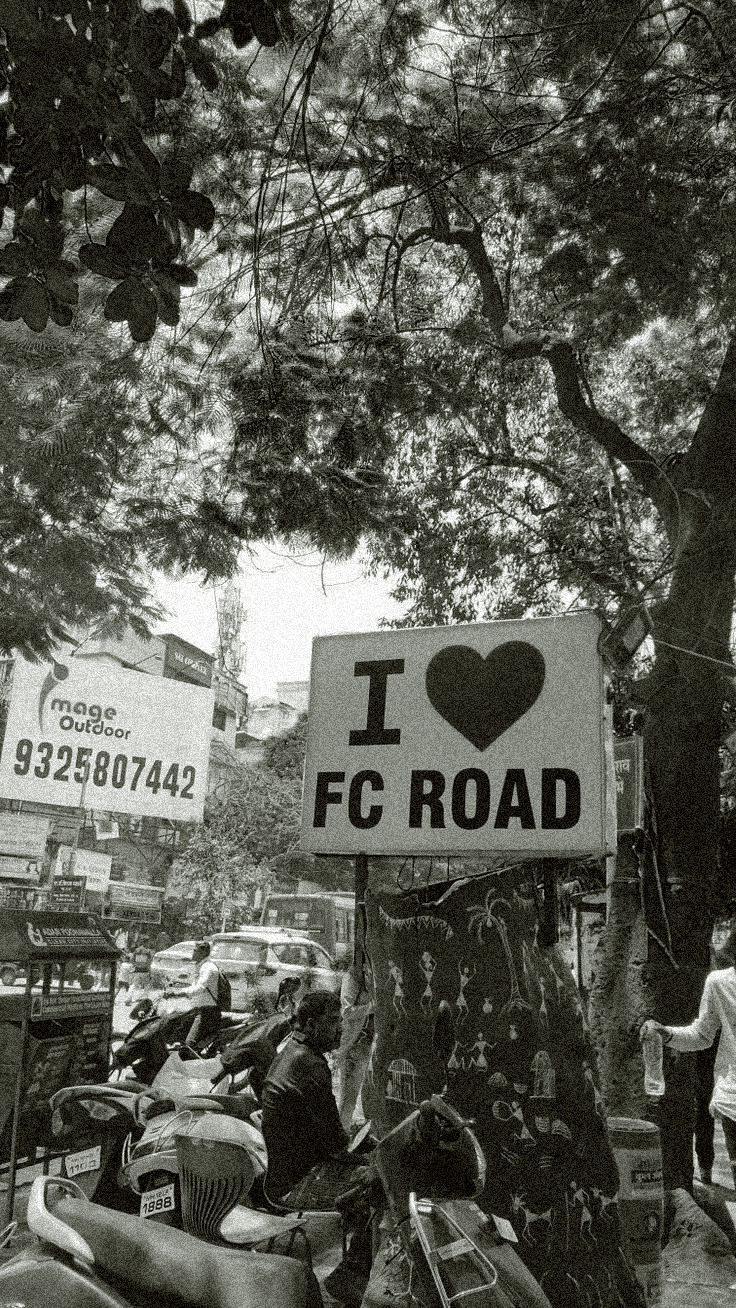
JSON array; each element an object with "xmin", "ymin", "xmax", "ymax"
[
  {"xmin": 54, "ymin": 846, "xmax": 112, "ymax": 892},
  {"xmin": 0, "ymin": 813, "xmax": 49, "ymax": 858},
  {"xmin": 302, "ymin": 612, "xmax": 614, "ymax": 857},
  {"xmin": 0, "ymin": 656, "xmax": 212, "ymax": 820}
]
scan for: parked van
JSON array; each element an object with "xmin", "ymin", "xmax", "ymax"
[{"xmin": 260, "ymin": 892, "xmax": 354, "ymax": 965}]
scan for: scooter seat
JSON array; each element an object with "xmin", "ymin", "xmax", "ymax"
[
  {"xmin": 183, "ymin": 1094, "xmax": 257, "ymax": 1122},
  {"xmin": 219, "ymin": 1204, "xmax": 304, "ymax": 1245},
  {"xmin": 52, "ymin": 1193, "xmax": 315, "ymax": 1308}
]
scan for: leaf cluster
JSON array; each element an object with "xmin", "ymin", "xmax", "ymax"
[
  {"xmin": 0, "ymin": 0, "xmax": 289, "ymax": 339},
  {"xmin": 0, "ymin": 276, "xmax": 245, "ymax": 657}
]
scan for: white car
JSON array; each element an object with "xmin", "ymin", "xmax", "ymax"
[
  {"xmin": 149, "ymin": 940, "xmax": 201, "ymax": 991},
  {"xmin": 209, "ymin": 927, "xmax": 342, "ymax": 1013}
]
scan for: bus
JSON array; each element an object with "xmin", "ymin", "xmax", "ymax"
[{"xmin": 260, "ymin": 892, "xmax": 355, "ymax": 965}]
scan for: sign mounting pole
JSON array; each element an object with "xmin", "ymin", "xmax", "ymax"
[{"xmin": 67, "ymin": 760, "xmax": 90, "ymax": 893}]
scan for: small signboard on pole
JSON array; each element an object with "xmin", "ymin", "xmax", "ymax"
[
  {"xmin": 47, "ymin": 876, "xmax": 86, "ymax": 913},
  {"xmin": 613, "ymin": 737, "xmax": 644, "ymax": 834}
]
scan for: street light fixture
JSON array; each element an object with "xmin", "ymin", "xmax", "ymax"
[{"xmin": 598, "ymin": 604, "xmax": 653, "ymax": 670}]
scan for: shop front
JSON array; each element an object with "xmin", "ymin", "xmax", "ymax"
[{"xmin": 0, "ymin": 911, "xmax": 119, "ymax": 1220}]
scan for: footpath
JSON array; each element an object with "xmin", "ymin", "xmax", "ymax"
[{"xmin": 664, "ymin": 1120, "xmax": 736, "ymax": 1306}]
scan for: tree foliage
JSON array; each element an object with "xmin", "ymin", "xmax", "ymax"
[
  {"xmin": 0, "ymin": 0, "xmax": 291, "ymax": 340},
  {"xmin": 0, "ymin": 273, "xmax": 246, "ymax": 657},
  {"xmin": 261, "ymin": 711, "xmax": 307, "ymax": 779},
  {"xmin": 182, "ymin": 0, "xmax": 736, "ymax": 1194},
  {"xmin": 171, "ymin": 719, "xmax": 351, "ymax": 930},
  {"xmin": 170, "ymin": 760, "xmax": 301, "ymax": 932}
]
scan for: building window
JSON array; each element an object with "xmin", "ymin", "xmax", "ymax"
[{"xmin": 212, "ymin": 704, "xmax": 227, "ymax": 731}]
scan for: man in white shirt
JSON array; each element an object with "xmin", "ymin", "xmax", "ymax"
[
  {"xmin": 646, "ymin": 948, "xmax": 736, "ymax": 1185},
  {"xmin": 169, "ymin": 941, "xmax": 221, "ymax": 1045}
]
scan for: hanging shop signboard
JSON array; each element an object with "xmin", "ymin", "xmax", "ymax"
[
  {"xmin": 613, "ymin": 736, "xmax": 644, "ymax": 834},
  {"xmin": 103, "ymin": 881, "xmax": 163, "ymax": 925},
  {"xmin": 0, "ymin": 813, "xmax": 49, "ymax": 883},
  {"xmin": 0, "ymin": 814, "xmax": 49, "ymax": 859},
  {"xmin": 302, "ymin": 611, "xmax": 615, "ymax": 857},
  {"xmin": 0, "ymin": 656, "xmax": 213, "ymax": 820},
  {"xmin": 54, "ymin": 846, "xmax": 111, "ymax": 893}
]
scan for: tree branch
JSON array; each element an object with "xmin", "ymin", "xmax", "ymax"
[
  {"xmin": 423, "ymin": 187, "xmax": 506, "ymax": 342},
  {"xmin": 452, "ymin": 454, "xmax": 569, "ymax": 494},
  {"xmin": 540, "ymin": 339, "xmax": 677, "ymax": 525}
]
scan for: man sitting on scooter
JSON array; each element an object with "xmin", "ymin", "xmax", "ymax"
[
  {"xmin": 168, "ymin": 941, "xmax": 220, "ymax": 1046},
  {"xmin": 261, "ymin": 989, "xmax": 375, "ymax": 1302}
]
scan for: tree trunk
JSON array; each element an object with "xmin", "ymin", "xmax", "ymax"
[
  {"xmin": 590, "ymin": 503, "xmax": 736, "ymax": 1193},
  {"xmin": 363, "ymin": 868, "xmax": 645, "ymax": 1308},
  {"xmin": 589, "ymin": 835, "xmax": 650, "ymax": 1122},
  {"xmin": 550, "ymin": 336, "xmax": 736, "ymax": 1191}
]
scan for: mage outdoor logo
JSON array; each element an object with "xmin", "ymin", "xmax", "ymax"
[
  {"xmin": 27, "ymin": 923, "xmax": 45, "ymax": 947},
  {"xmin": 38, "ymin": 662, "xmax": 131, "ymax": 740},
  {"xmin": 38, "ymin": 660, "xmax": 70, "ymax": 729}
]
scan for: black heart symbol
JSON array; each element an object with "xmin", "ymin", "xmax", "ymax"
[{"xmin": 425, "ymin": 642, "xmax": 546, "ymax": 750}]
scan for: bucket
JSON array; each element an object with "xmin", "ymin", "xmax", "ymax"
[{"xmin": 608, "ymin": 1116, "xmax": 663, "ymax": 1306}]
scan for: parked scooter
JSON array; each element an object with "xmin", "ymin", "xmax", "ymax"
[
  {"xmin": 48, "ymin": 986, "xmax": 296, "ymax": 1215},
  {"xmin": 0, "ymin": 1173, "xmax": 324, "ymax": 1308},
  {"xmin": 50, "ymin": 1083, "xmax": 154, "ymax": 1211},
  {"xmin": 111, "ymin": 994, "xmax": 244, "ymax": 1085},
  {"xmin": 119, "ymin": 978, "xmax": 301, "ymax": 1220},
  {"xmin": 124, "ymin": 1085, "xmax": 552, "ymax": 1307},
  {"xmin": 50, "ymin": 1056, "xmax": 243, "ymax": 1213}
]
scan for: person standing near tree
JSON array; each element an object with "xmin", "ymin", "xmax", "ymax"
[
  {"xmin": 334, "ymin": 955, "xmax": 374, "ymax": 1133},
  {"xmin": 644, "ymin": 905, "xmax": 736, "ymax": 1186}
]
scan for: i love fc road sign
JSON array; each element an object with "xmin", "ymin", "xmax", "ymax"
[{"xmin": 301, "ymin": 611, "xmax": 615, "ymax": 858}]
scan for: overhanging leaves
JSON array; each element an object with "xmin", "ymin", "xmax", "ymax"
[
  {"xmin": 104, "ymin": 276, "xmax": 158, "ymax": 341},
  {"xmin": 0, "ymin": 0, "xmax": 293, "ymax": 339}
]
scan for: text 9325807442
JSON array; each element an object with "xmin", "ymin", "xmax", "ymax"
[{"xmin": 13, "ymin": 740, "xmax": 196, "ymax": 799}]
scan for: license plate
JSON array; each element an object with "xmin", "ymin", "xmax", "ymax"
[
  {"xmin": 65, "ymin": 1144, "xmax": 102, "ymax": 1177},
  {"xmin": 141, "ymin": 1183, "xmax": 176, "ymax": 1218}
]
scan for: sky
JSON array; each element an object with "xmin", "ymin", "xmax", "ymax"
[{"xmin": 151, "ymin": 545, "xmax": 407, "ymax": 700}]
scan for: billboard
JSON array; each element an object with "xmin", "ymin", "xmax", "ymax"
[
  {"xmin": 0, "ymin": 656, "xmax": 212, "ymax": 820},
  {"xmin": 302, "ymin": 612, "xmax": 614, "ymax": 857},
  {"xmin": 0, "ymin": 814, "xmax": 49, "ymax": 858}
]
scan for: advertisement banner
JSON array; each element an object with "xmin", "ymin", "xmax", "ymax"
[
  {"xmin": 0, "ymin": 656, "xmax": 212, "ymax": 820},
  {"xmin": 54, "ymin": 846, "xmax": 111, "ymax": 892},
  {"xmin": 302, "ymin": 611, "xmax": 613, "ymax": 857},
  {"xmin": 107, "ymin": 882, "xmax": 163, "ymax": 910}
]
